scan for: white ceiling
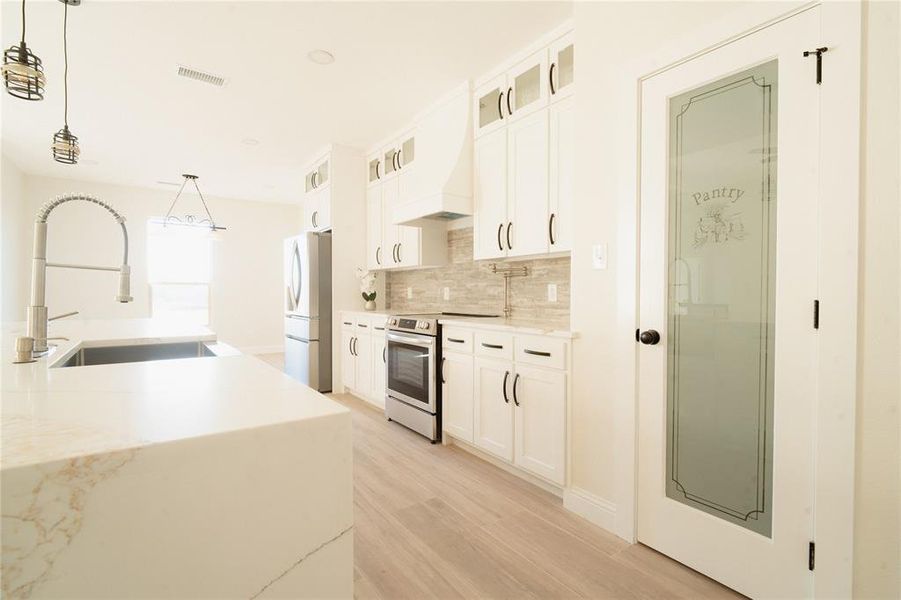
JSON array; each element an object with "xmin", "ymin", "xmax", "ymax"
[{"xmin": 1, "ymin": 0, "xmax": 572, "ymax": 203}]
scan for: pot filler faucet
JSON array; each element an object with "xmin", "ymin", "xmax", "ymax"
[{"xmin": 21, "ymin": 194, "xmax": 132, "ymax": 358}]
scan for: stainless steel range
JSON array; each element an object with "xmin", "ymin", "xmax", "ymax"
[{"xmin": 385, "ymin": 312, "xmax": 496, "ymax": 443}]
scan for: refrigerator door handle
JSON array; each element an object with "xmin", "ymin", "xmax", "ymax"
[{"xmin": 285, "ymin": 334, "xmax": 311, "ymax": 343}]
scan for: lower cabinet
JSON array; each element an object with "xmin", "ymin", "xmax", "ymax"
[
  {"xmin": 512, "ymin": 366, "xmax": 566, "ymax": 485},
  {"xmin": 442, "ymin": 351, "xmax": 474, "ymax": 442},
  {"xmin": 371, "ymin": 334, "xmax": 387, "ymax": 408},
  {"xmin": 473, "ymin": 358, "xmax": 515, "ymax": 462},
  {"xmin": 341, "ymin": 329, "xmax": 356, "ymax": 390},
  {"xmin": 341, "ymin": 313, "xmax": 388, "ymax": 409},
  {"xmin": 452, "ymin": 352, "xmax": 566, "ymax": 487}
]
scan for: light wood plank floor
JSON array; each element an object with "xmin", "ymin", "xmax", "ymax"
[{"xmin": 253, "ymin": 353, "xmax": 743, "ymax": 599}]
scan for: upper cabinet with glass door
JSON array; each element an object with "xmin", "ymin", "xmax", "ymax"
[
  {"xmin": 548, "ymin": 32, "xmax": 574, "ymax": 102},
  {"xmin": 473, "ymin": 46, "xmax": 558, "ymax": 139}
]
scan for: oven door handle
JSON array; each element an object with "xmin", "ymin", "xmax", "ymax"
[{"xmin": 386, "ymin": 332, "xmax": 435, "ymax": 347}]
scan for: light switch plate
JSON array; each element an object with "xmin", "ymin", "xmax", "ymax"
[
  {"xmin": 406, "ymin": 287, "xmax": 413, "ymax": 299},
  {"xmin": 592, "ymin": 243, "xmax": 608, "ymax": 270},
  {"xmin": 443, "ymin": 287, "xmax": 450, "ymax": 301},
  {"xmin": 547, "ymin": 283, "xmax": 558, "ymax": 302}
]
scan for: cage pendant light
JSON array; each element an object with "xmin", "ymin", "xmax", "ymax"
[
  {"xmin": 52, "ymin": 0, "xmax": 79, "ymax": 164},
  {"xmin": 2, "ymin": 0, "xmax": 46, "ymax": 100},
  {"xmin": 162, "ymin": 174, "xmax": 227, "ymax": 232}
]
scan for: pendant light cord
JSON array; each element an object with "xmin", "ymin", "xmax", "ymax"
[
  {"xmin": 20, "ymin": 0, "xmax": 26, "ymax": 43},
  {"xmin": 63, "ymin": 1, "xmax": 68, "ymax": 127}
]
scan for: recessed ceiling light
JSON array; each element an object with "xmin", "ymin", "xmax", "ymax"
[
  {"xmin": 307, "ymin": 50, "xmax": 335, "ymax": 65},
  {"xmin": 241, "ymin": 137, "xmax": 259, "ymax": 146}
]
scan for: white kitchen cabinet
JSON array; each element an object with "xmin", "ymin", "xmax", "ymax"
[
  {"xmin": 366, "ymin": 185, "xmax": 383, "ymax": 270},
  {"xmin": 474, "ymin": 127, "xmax": 509, "ymax": 260},
  {"xmin": 548, "ymin": 96, "xmax": 574, "ymax": 252},
  {"xmin": 473, "ymin": 110, "xmax": 549, "ymax": 259},
  {"xmin": 396, "ymin": 133, "xmax": 418, "ymax": 206},
  {"xmin": 442, "ymin": 322, "xmax": 570, "ymax": 488},
  {"xmin": 512, "ymin": 365, "xmax": 566, "ymax": 485},
  {"xmin": 371, "ymin": 334, "xmax": 386, "ymax": 408},
  {"xmin": 507, "ymin": 109, "xmax": 549, "ymax": 258},
  {"xmin": 367, "ymin": 152, "xmax": 383, "ymax": 187},
  {"xmin": 507, "ymin": 50, "xmax": 549, "ymax": 123},
  {"xmin": 473, "ymin": 357, "xmax": 515, "ymax": 461},
  {"xmin": 548, "ymin": 32, "xmax": 574, "ymax": 102},
  {"xmin": 380, "ymin": 177, "xmax": 423, "ymax": 269},
  {"xmin": 354, "ymin": 329, "xmax": 372, "ymax": 401},
  {"xmin": 303, "ymin": 154, "xmax": 332, "ymax": 232},
  {"xmin": 471, "ymin": 29, "xmax": 573, "ymax": 261},
  {"xmin": 473, "ymin": 74, "xmax": 508, "ymax": 139},
  {"xmin": 341, "ymin": 329, "xmax": 356, "ymax": 390},
  {"xmin": 442, "ymin": 352, "xmax": 474, "ymax": 443}
]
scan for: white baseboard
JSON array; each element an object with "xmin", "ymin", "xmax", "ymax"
[
  {"xmin": 563, "ymin": 487, "xmax": 617, "ymax": 533},
  {"xmin": 240, "ymin": 345, "xmax": 283, "ymax": 355}
]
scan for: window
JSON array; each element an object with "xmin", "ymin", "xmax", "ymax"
[{"xmin": 147, "ymin": 220, "xmax": 212, "ymax": 325}]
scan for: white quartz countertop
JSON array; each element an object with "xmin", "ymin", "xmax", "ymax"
[
  {"xmin": 1, "ymin": 319, "xmax": 349, "ymax": 470},
  {"xmin": 437, "ymin": 316, "xmax": 575, "ymax": 338},
  {"xmin": 342, "ymin": 310, "xmax": 574, "ymax": 337}
]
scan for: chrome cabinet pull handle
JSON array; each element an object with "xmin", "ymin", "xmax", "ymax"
[
  {"xmin": 497, "ymin": 223, "xmax": 504, "ymax": 252},
  {"xmin": 548, "ymin": 213, "xmax": 556, "ymax": 245},
  {"xmin": 376, "ymin": 246, "xmax": 381, "ymax": 265},
  {"xmin": 440, "ymin": 357, "xmax": 446, "ymax": 384},
  {"xmin": 523, "ymin": 349, "xmax": 551, "ymax": 357},
  {"xmin": 482, "ymin": 342, "xmax": 503, "ymax": 350},
  {"xmin": 312, "ymin": 211, "xmax": 318, "ymax": 229},
  {"xmin": 502, "ymin": 371, "xmax": 510, "ymax": 403},
  {"xmin": 506, "ymin": 222, "xmax": 512, "ymax": 250},
  {"xmin": 506, "ymin": 86, "xmax": 513, "ymax": 116},
  {"xmin": 397, "ymin": 243, "xmax": 402, "ymax": 263},
  {"xmin": 512, "ymin": 373, "xmax": 520, "ymax": 406},
  {"xmin": 549, "ymin": 62, "xmax": 556, "ymax": 95},
  {"xmin": 497, "ymin": 90, "xmax": 505, "ymax": 120},
  {"xmin": 383, "ymin": 347, "xmax": 386, "ymax": 363},
  {"xmin": 447, "ymin": 338, "xmax": 465, "ymax": 344}
]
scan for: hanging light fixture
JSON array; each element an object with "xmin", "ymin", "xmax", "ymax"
[
  {"xmin": 51, "ymin": 0, "xmax": 80, "ymax": 164},
  {"xmin": 161, "ymin": 174, "xmax": 227, "ymax": 232},
  {"xmin": 2, "ymin": 0, "xmax": 46, "ymax": 100}
]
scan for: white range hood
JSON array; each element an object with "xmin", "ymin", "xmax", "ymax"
[{"xmin": 394, "ymin": 83, "xmax": 473, "ymax": 227}]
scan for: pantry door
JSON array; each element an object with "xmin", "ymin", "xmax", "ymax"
[{"xmin": 637, "ymin": 7, "xmax": 821, "ymax": 598}]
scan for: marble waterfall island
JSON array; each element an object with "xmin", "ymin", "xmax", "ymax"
[{"xmin": 1, "ymin": 319, "xmax": 353, "ymax": 599}]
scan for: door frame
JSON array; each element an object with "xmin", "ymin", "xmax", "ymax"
[{"xmin": 613, "ymin": 2, "xmax": 861, "ymax": 596}]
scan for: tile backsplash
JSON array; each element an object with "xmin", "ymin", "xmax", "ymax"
[{"xmin": 385, "ymin": 227, "xmax": 570, "ymax": 321}]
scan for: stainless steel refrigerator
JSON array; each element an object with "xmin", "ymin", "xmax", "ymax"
[{"xmin": 283, "ymin": 232, "xmax": 332, "ymax": 391}]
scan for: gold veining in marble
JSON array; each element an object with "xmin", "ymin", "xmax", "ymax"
[{"xmin": 1, "ymin": 449, "xmax": 138, "ymax": 599}]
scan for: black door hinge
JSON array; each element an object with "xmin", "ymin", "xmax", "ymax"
[
  {"xmin": 808, "ymin": 541, "xmax": 816, "ymax": 571},
  {"xmin": 803, "ymin": 47, "xmax": 828, "ymax": 84},
  {"xmin": 813, "ymin": 299, "xmax": 820, "ymax": 329}
]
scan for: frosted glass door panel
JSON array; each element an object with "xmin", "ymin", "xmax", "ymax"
[{"xmin": 665, "ymin": 60, "xmax": 778, "ymax": 537}]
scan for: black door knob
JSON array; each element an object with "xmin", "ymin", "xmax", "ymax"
[{"xmin": 639, "ymin": 330, "xmax": 661, "ymax": 345}]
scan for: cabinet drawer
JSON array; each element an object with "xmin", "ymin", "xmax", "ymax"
[
  {"xmin": 354, "ymin": 315, "xmax": 372, "ymax": 333},
  {"xmin": 370, "ymin": 315, "xmax": 388, "ymax": 336},
  {"xmin": 474, "ymin": 331, "xmax": 514, "ymax": 360},
  {"xmin": 340, "ymin": 314, "xmax": 355, "ymax": 330},
  {"xmin": 442, "ymin": 327, "xmax": 473, "ymax": 353},
  {"xmin": 514, "ymin": 335, "xmax": 567, "ymax": 370}
]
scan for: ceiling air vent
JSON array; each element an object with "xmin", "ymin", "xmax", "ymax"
[{"xmin": 176, "ymin": 65, "xmax": 227, "ymax": 87}]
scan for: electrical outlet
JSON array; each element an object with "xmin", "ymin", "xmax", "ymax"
[
  {"xmin": 443, "ymin": 287, "xmax": 450, "ymax": 301},
  {"xmin": 406, "ymin": 287, "xmax": 413, "ymax": 299},
  {"xmin": 548, "ymin": 283, "xmax": 558, "ymax": 302}
]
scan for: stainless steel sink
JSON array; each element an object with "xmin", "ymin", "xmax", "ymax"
[{"xmin": 54, "ymin": 341, "xmax": 217, "ymax": 368}]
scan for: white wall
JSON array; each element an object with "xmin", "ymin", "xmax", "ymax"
[
  {"xmin": 0, "ymin": 155, "xmax": 28, "ymax": 322},
  {"xmin": 569, "ymin": 0, "xmax": 745, "ymax": 512},
  {"xmin": 5, "ymin": 172, "xmax": 301, "ymax": 352}
]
